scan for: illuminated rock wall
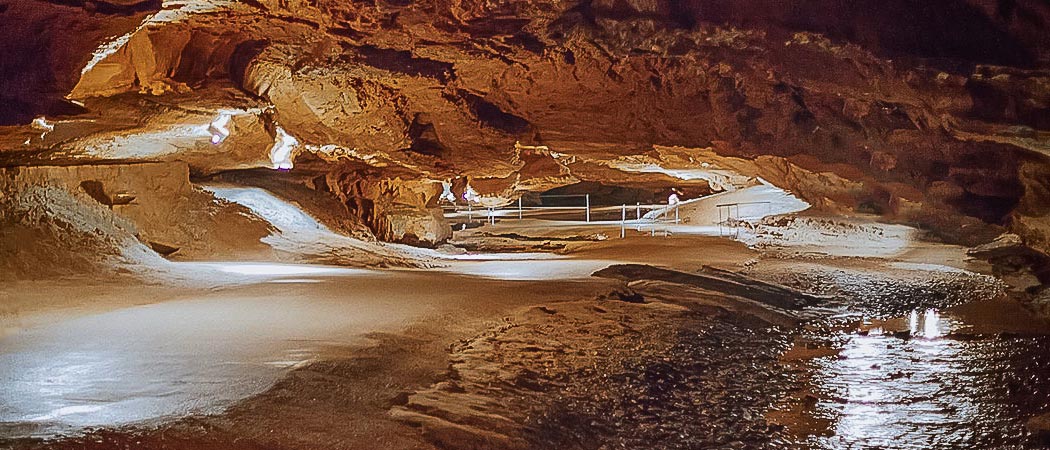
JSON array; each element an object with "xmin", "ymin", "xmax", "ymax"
[{"xmin": 1, "ymin": 0, "xmax": 1048, "ymax": 252}]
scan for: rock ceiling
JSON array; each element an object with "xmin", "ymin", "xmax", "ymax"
[{"xmin": 1, "ymin": 0, "xmax": 1050, "ymax": 251}]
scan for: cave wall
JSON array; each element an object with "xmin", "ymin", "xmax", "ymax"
[
  {"xmin": 1, "ymin": 0, "xmax": 1049, "ymax": 251},
  {"xmin": 0, "ymin": 161, "xmax": 273, "ymax": 259},
  {"xmin": 0, "ymin": 0, "xmax": 160, "ymax": 123}
]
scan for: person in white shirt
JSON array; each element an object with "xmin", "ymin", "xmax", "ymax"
[{"xmin": 666, "ymin": 188, "xmax": 683, "ymax": 222}]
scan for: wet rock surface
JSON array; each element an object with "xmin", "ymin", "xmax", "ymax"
[
  {"xmin": 761, "ymin": 260, "xmax": 1005, "ymax": 318},
  {"xmin": 392, "ymin": 288, "xmax": 797, "ymax": 450},
  {"xmin": 527, "ymin": 317, "xmax": 793, "ymax": 449},
  {"xmin": 779, "ymin": 324, "xmax": 1050, "ymax": 449},
  {"xmin": 1028, "ymin": 412, "xmax": 1050, "ymax": 444},
  {"xmin": 756, "ymin": 257, "xmax": 1050, "ymax": 449}
]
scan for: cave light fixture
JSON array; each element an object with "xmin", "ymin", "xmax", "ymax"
[
  {"xmin": 197, "ymin": 108, "xmax": 264, "ymax": 144},
  {"xmin": 30, "ymin": 116, "xmax": 55, "ymax": 139},
  {"xmin": 270, "ymin": 126, "xmax": 299, "ymax": 170},
  {"xmin": 463, "ymin": 184, "xmax": 481, "ymax": 203},
  {"xmin": 208, "ymin": 113, "xmax": 232, "ymax": 144},
  {"xmin": 439, "ymin": 181, "xmax": 457, "ymax": 203}
]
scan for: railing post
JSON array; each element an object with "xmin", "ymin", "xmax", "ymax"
[
  {"xmin": 734, "ymin": 205, "xmax": 739, "ymax": 238},
  {"xmin": 467, "ymin": 203, "xmax": 472, "ymax": 222},
  {"xmin": 518, "ymin": 197, "xmax": 523, "ymax": 220},
  {"xmin": 636, "ymin": 202, "xmax": 640, "ymax": 220},
  {"xmin": 675, "ymin": 204, "xmax": 679, "ymax": 224},
  {"xmin": 585, "ymin": 194, "xmax": 590, "ymax": 222},
  {"xmin": 621, "ymin": 204, "xmax": 626, "ymax": 239}
]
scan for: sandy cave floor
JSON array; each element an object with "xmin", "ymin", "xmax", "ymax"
[{"xmin": 3, "ymin": 209, "xmax": 1050, "ymax": 449}]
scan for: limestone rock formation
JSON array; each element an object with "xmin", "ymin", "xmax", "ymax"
[
  {"xmin": 969, "ymin": 233, "xmax": 1028, "ymax": 259},
  {"xmin": 0, "ymin": 161, "xmax": 274, "ymax": 263},
  {"xmin": 373, "ymin": 204, "xmax": 451, "ymax": 247},
  {"xmin": 1, "ymin": 0, "xmax": 1049, "ymax": 256}
]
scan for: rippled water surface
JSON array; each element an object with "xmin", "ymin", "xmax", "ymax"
[{"xmin": 786, "ymin": 306, "xmax": 1050, "ymax": 449}]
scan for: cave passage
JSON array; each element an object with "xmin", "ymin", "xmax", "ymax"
[{"xmin": 3, "ymin": 0, "xmax": 1050, "ymax": 449}]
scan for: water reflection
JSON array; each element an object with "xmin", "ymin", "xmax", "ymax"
[
  {"xmin": 922, "ymin": 309, "xmax": 940, "ymax": 339},
  {"xmin": 906, "ymin": 308, "xmax": 942, "ymax": 339},
  {"xmin": 830, "ymin": 309, "xmax": 965, "ymax": 448},
  {"xmin": 792, "ymin": 307, "xmax": 1050, "ymax": 449}
]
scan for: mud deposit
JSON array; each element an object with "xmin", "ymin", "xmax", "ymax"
[
  {"xmin": 529, "ymin": 318, "xmax": 792, "ymax": 449},
  {"xmin": 393, "ymin": 296, "xmax": 794, "ymax": 449}
]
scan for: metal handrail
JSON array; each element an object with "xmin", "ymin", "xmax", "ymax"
[
  {"xmin": 715, "ymin": 201, "xmax": 771, "ymax": 208},
  {"xmin": 445, "ymin": 198, "xmax": 679, "ymax": 238}
]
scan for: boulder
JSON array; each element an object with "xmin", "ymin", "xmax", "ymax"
[
  {"xmin": 967, "ymin": 233, "xmax": 1028, "ymax": 260},
  {"xmin": 1029, "ymin": 288, "xmax": 1050, "ymax": 318},
  {"xmin": 374, "ymin": 205, "xmax": 451, "ymax": 248}
]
